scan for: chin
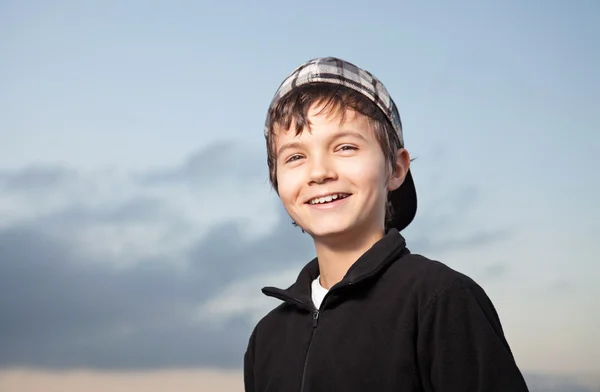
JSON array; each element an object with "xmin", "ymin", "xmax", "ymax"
[{"xmin": 302, "ymin": 220, "xmax": 355, "ymax": 239}]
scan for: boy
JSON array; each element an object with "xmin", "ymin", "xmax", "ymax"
[{"xmin": 244, "ymin": 57, "xmax": 529, "ymax": 392}]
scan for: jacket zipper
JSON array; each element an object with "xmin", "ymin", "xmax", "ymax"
[
  {"xmin": 299, "ymin": 309, "xmax": 319, "ymax": 392},
  {"xmin": 262, "ymin": 282, "xmax": 358, "ymax": 392}
]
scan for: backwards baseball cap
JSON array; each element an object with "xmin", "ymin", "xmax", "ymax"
[{"xmin": 265, "ymin": 57, "xmax": 417, "ymax": 232}]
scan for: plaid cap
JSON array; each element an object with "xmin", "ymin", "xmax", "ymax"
[
  {"xmin": 265, "ymin": 57, "xmax": 404, "ymax": 148},
  {"xmin": 265, "ymin": 57, "xmax": 417, "ymax": 232}
]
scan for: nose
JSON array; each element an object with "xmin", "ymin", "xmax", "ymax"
[{"xmin": 307, "ymin": 154, "xmax": 337, "ymax": 185}]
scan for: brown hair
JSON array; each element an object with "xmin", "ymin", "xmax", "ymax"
[{"xmin": 264, "ymin": 83, "xmax": 403, "ymax": 226}]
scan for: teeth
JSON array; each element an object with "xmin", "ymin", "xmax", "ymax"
[{"xmin": 309, "ymin": 193, "xmax": 349, "ymax": 204}]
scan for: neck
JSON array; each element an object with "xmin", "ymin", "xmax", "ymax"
[{"xmin": 313, "ymin": 226, "xmax": 385, "ymax": 290}]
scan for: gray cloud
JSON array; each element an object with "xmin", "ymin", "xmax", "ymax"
[
  {"xmin": 37, "ymin": 196, "xmax": 173, "ymax": 227},
  {"xmin": 137, "ymin": 141, "xmax": 268, "ymax": 187},
  {"xmin": 0, "ymin": 210, "xmax": 309, "ymax": 370},
  {"xmin": 186, "ymin": 214, "xmax": 313, "ymax": 283},
  {"xmin": 409, "ymin": 228, "xmax": 512, "ymax": 254},
  {"xmin": 0, "ymin": 225, "xmax": 202, "ymax": 369},
  {"xmin": 406, "ymin": 185, "xmax": 513, "ymax": 256},
  {"xmin": 482, "ymin": 261, "xmax": 509, "ymax": 280},
  {"xmin": 1, "ymin": 164, "xmax": 79, "ymax": 193}
]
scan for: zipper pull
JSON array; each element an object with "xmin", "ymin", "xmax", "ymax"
[{"xmin": 312, "ymin": 310, "xmax": 319, "ymax": 328}]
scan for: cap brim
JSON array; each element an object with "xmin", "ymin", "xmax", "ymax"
[{"xmin": 388, "ymin": 169, "xmax": 417, "ymax": 232}]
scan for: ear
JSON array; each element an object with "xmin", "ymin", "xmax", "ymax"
[{"xmin": 387, "ymin": 148, "xmax": 410, "ymax": 192}]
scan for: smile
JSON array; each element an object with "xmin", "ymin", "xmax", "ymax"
[{"xmin": 307, "ymin": 193, "xmax": 351, "ymax": 205}]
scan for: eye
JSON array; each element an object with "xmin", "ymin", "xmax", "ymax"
[
  {"xmin": 285, "ymin": 154, "xmax": 304, "ymax": 164},
  {"xmin": 337, "ymin": 144, "xmax": 358, "ymax": 152}
]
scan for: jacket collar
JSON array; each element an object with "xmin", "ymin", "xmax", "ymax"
[{"xmin": 262, "ymin": 229, "xmax": 409, "ymax": 310}]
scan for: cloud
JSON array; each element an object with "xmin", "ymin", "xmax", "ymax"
[
  {"xmin": 408, "ymin": 227, "xmax": 512, "ymax": 254},
  {"xmin": 137, "ymin": 141, "xmax": 268, "ymax": 187},
  {"xmin": 0, "ymin": 221, "xmax": 278, "ymax": 370},
  {"xmin": 0, "ymin": 194, "xmax": 312, "ymax": 369},
  {"xmin": 0, "ymin": 141, "xmax": 280, "ymax": 265},
  {"xmin": 0, "ymin": 164, "xmax": 79, "ymax": 193},
  {"xmin": 481, "ymin": 261, "xmax": 509, "ymax": 280},
  {"xmin": 0, "ymin": 154, "xmax": 324, "ymax": 369},
  {"xmin": 0, "ymin": 140, "xmax": 517, "ymax": 371}
]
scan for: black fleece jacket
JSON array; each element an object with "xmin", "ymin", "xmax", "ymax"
[{"xmin": 243, "ymin": 229, "xmax": 529, "ymax": 392}]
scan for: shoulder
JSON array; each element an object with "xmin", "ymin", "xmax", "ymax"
[
  {"xmin": 249, "ymin": 300, "xmax": 298, "ymax": 343},
  {"xmin": 389, "ymin": 251, "xmax": 476, "ymax": 289},
  {"xmin": 396, "ymin": 255, "xmax": 512, "ymax": 351},
  {"xmin": 384, "ymin": 252, "xmax": 490, "ymax": 312},
  {"xmin": 245, "ymin": 302, "xmax": 286, "ymax": 355}
]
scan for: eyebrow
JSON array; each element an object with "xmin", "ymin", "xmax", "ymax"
[
  {"xmin": 276, "ymin": 130, "xmax": 367, "ymax": 157},
  {"xmin": 333, "ymin": 130, "xmax": 368, "ymax": 142},
  {"xmin": 277, "ymin": 141, "xmax": 304, "ymax": 157}
]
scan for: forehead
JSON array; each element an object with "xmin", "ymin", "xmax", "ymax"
[{"xmin": 273, "ymin": 103, "xmax": 376, "ymax": 144}]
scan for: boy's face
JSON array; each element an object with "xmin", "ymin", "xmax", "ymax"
[{"xmin": 274, "ymin": 104, "xmax": 407, "ymax": 240}]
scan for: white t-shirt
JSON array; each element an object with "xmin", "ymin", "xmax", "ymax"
[{"xmin": 311, "ymin": 276, "xmax": 329, "ymax": 310}]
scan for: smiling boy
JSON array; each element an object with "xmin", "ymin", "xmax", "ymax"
[{"xmin": 243, "ymin": 57, "xmax": 529, "ymax": 392}]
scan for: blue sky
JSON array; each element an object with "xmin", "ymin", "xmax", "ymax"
[{"xmin": 1, "ymin": 0, "xmax": 599, "ymax": 390}]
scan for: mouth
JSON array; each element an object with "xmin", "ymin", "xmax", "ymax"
[{"xmin": 306, "ymin": 193, "xmax": 352, "ymax": 205}]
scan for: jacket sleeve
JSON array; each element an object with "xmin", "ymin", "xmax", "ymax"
[
  {"xmin": 243, "ymin": 327, "xmax": 257, "ymax": 392},
  {"xmin": 417, "ymin": 279, "xmax": 530, "ymax": 392}
]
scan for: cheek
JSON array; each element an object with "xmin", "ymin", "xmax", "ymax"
[
  {"xmin": 343, "ymin": 156, "xmax": 388, "ymax": 191},
  {"xmin": 276, "ymin": 168, "xmax": 302, "ymax": 205}
]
